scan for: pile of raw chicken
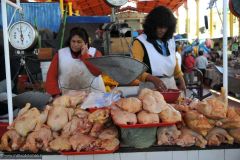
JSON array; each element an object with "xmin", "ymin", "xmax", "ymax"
[
  {"xmin": 1, "ymin": 87, "xmax": 240, "ymax": 153},
  {"xmin": 158, "ymin": 88, "xmax": 240, "ymax": 148},
  {"xmin": 0, "ymin": 91, "xmax": 119, "ymax": 153},
  {"xmin": 111, "ymin": 88, "xmax": 182, "ymax": 125}
]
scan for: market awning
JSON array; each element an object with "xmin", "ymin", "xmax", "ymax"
[{"xmin": 11, "ymin": 0, "xmax": 186, "ymax": 16}]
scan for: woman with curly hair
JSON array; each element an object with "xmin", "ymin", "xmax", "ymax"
[{"xmin": 132, "ymin": 6, "xmax": 186, "ymax": 91}]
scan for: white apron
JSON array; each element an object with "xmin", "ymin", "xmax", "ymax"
[
  {"xmin": 58, "ymin": 47, "xmax": 105, "ymax": 93},
  {"xmin": 137, "ymin": 34, "xmax": 177, "ymax": 89}
]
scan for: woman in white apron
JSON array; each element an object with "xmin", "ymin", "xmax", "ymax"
[
  {"xmin": 45, "ymin": 27, "xmax": 105, "ymax": 97},
  {"xmin": 132, "ymin": 6, "xmax": 186, "ymax": 92}
]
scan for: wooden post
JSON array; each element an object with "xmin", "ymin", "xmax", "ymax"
[
  {"xmin": 68, "ymin": 2, "xmax": 73, "ymax": 16},
  {"xmin": 59, "ymin": 0, "xmax": 64, "ymax": 17},
  {"xmin": 75, "ymin": 10, "xmax": 80, "ymax": 16}
]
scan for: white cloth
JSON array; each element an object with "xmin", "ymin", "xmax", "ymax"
[
  {"xmin": 137, "ymin": 34, "xmax": 176, "ymax": 77},
  {"xmin": 58, "ymin": 47, "xmax": 105, "ymax": 93},
  {"xmin": 195, "ymin": 55, "xmax": 208, "ymax": 69}
]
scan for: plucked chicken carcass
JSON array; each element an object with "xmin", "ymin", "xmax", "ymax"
[
  {"xmin": 49, "ymin": 136, "xmax": 72, "ymax": 151},
  {"xmin": 176, "ymin": 127, "xmax": 207, "ymax": 148},
  {"xmin": 88, "ymin": 109, "xmax": 110, "ymax": 124},
  {"xmin": 183, "ymin": 110, "xmax": 213, "ymax": 136},
  {"xmin": 63, "ymin": 90, "xmax": 88, "ymax": 107},
  {"xmin": 137, "ymin": 110, "xmax": 159, "ymax": 124},
  {"xmin": 47, "ymin": 105, "xmax": 74, "ymax": 132},
  {"xmin": 21, "ymin": 125, "xmax": 53, "ymax": 153},
  {"xmin": 157, "ymin": 125, "xmax": 181, "ymax": 145},
  {"xmin": 53, "ymin": 95, "xmax": 71, "ymax": 108},
  {"xmin": 206, "ymin": 127, "xmax": 234, "ymax": 146},
  {"xmin": 229, "ymin": 128, "xmax": 240, "ymax": 143},
  {"xmin": 8, "ymin": 103, "xmax": 49, "ymax": 137},
  {"xmin": 0, "ymin": 130, "xmax": 24, "ymax": 151},
  {"xmin": 90, "ymin": 122, "xmax": 105, "ymax": 137},
  {"xmin": 61, "ymin": 116, "xmax": 93, "ymax": 137},
  {"xmin": 116, "ymin": 97, "xmax": 142, "ymax": 113},
  {"xmin": 195, "ymin": 88, "xmax": 227, "ymax": 120},
  {"xmin": 98, "ymin": 127, "xmax": 118, "ymax": 140},
  {"xmin": 172, "ymin": 104, "xmax": 190, "ymax": 113},
  {"xmin": 219, "ymin": 107, "xmax": 240, "ymax": 129},
  {"xmin": 69, "ymin": 133, "xmax": 96, "ymax": 151},
  {"xmin": 159, "ymin": 104, "xmax": 182, "ymax": 123},
  {"xmin": 138, "ymin": 88, "xmax": 168, "ymax": 113},
  {"xmin": 111, "ymin": 106, "xmax": 137, "ymax": 125},
  {"xmin": 96, "ymin": 138, "xmax": 120, "ymax": 151}
]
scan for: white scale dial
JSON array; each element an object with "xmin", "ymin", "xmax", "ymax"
[{"xmin": 9, "ymin": 21, "xmax": 38, "ymax": 50}]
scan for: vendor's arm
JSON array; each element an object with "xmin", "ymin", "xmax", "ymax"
[{"xmin": 45, "ymin": 53, "xmax": 61, "ymax": 96}]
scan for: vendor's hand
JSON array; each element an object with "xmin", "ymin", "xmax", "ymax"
[
  {"xmin": 81, "ymin": 43, "xmax": 89, "ymax": 55},
  {"xmin": 178, "ymin": 76, "xmax": 187, "ymax": 93},
  {"xmin": 146, "ymin": 75, "xmax": 167, "ymax": 92}
]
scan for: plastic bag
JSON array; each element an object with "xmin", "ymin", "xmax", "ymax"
[
  {"xmin": 81, "ymin": 90, "xmax": 121, "ymax": 109},
  {"xmin": 120, "ymin": 127, "xmax": 157, "ymax": 148}
]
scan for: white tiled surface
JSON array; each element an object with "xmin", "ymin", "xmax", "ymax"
[
  {"xmin": 199, "ymin": 150, "xmax": 225, "ymax": 160},
  {"xmin": 225, "ymin": 149, "xmax": 240, "ymax": 160},
  {"xmin": 39, "ymin": 149, "xmax": 240, "ymax": 160},
  {"xmin": 187, "ymin": 151, "xmax": 199, "ymax": 160},
  {"xmin": 172, "ymin": 151, "xmax": 187, "ymax": 160},
  {"xmin": 146, "ymin": 151, "xmax": 172, "ymax": 160},
  {"xmin": 119, "ymin": 152, "xmax": 146, "ymax": 160}
]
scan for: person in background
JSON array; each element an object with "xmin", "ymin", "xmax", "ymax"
[
  {"xmin": 131, "ymin": 6, "xmax": 186, "ymax": 91},
  {"xmin": 195, "ymin": 50, "xmax": 208, "ymax": 78},
  {"xmin": 183, "ymin": 50, "xmax": 195, "ymax": 85},
  {"xmin": 176, "ymin": 45, "xmax": 182, "ymax": 68},
  {"xmin": 45, "ymin": 27, "xmax": 103, "ymax": 97}
]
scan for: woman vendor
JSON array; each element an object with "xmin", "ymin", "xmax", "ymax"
[
  {"xmin": 45, "ymin": 27, "xmax": 104, "ymax": 97},
  {"xmin": 132, "ymin": 6, "xmax": 186, "ymax": 91}
]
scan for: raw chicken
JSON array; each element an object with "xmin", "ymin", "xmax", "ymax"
[
  {"xmin": 69, "ymin": 133, "xmax": 96, "ymax": 151},
  {"xmin": 137, "ymin": 110, "xmax": 159, "ymax": 124},
  {"xmin": 183, "ymin": 110, "xmax": 213, "ymax": 136},
  {"xmin": 195, "ymin": 88, "xmax": 227, "ymax": 119},
  {"xmin": 53, "ymin": 95, "xmax": 71, "ymax": 108},
  {"xmin": 176, "ymin": 127, "xmax": 207, "ymax": 148},
  {"xmin": 98, "ymin": 127, "xmax": 119, "ymax": 140},
  {"xmin": 88, "ymin": 109, "xmax": 110, "ymax": 124},
  {"xmin": 138, "ymin": 88, "xmax": 168, "ymax": 113},
  {"xmin": 49, "ymin": 136, "xmax": 72, "ymax": 151},
  {"xmin": 229, "ymin": 128, "xmax": 240, "ymax": 143},
  {"xmin": 116, "ymin": 97, "xmax": 142, "ymax": 113},
  {"xmin": 172, "ymin": 104, "xmax": 190, "ymax": 113},
  {"xmin": 111, "ymin": 106, "xmax": 137, "ymax": 125},
  {"xmin": 61, "ymin": 116, "xmax": 93, "ymax": 137},
  {"xmin": 63, "ymin": 90, "xmax": 88, "ymax": 107},
  {"xmin": 219, "ymin": 107, "xmax": 240, "ymax": 129},
  {"xmin": 206, "ymin": 127, "xmax": 234, "ymax": 146},
  {"xmin": 21, "ymin": 125, "xmax": 53, "ymax": 153},
  {"xmin": 47, "ymin": 105, "xmax": 74, "ymax": 131},
  {"xmin": 157, "ymin": 125, "xmax": 181, "ymax": 145},
  {"xmin": 99, "ymin": 138, "xmax": 120, "ymax": 151},
  {"xmin": 0, "ymin": 130, "xmax": 24, "ymax": 151},
  {"xmin": 9, "ymin": 103, "xmax": 46, "ymax": 137},
  {"xmin": 74, "ymin": 108, "xmax": 90, "ymax": 119},
  {"xmin": 90, "ymin": 122, "xmax": 105, "ymax": 137},
  {"xmin": 159, "ymin": 104, "xmax": 182, "ymax": 123}
]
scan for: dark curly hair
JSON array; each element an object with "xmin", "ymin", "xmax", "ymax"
[
  {"xmin": 65, "ymin": 27, "xmax": 90, "ymax": 47},
  {"xmin": 143, "ymin": 6, "xmax": 177, "ymax": 42}
]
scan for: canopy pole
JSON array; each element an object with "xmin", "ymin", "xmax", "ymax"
[
  {"xmin": 223, "ymin": 0, "xmax": 228, "ymax": 102},
  {"xmin": 1, "ymin": 0, "xmax": 13, "ymax": 124}
]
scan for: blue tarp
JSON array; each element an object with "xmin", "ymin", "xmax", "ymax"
[
  {"xmin": 66, "ymin": 16, "xmax": 111, "ymax": 24},
  {"xmin": 0, "ymin": 2, "xmax": 61, "ymax": 32}
]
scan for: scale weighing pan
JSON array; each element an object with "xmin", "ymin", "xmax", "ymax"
[{"xmin": 87, "ymin": 55, "xmax": 149, "ymax": 85}]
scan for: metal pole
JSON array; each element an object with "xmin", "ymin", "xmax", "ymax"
[
  {"xmin": 1, "ymin": 0, "xmax": 13, "ymax": 124},
  {"xmin": 223, "ymin": 0, "xmax": 228, "ymax": 102}
]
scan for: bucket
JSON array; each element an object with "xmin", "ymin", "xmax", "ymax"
[{"xmin": 40, "ymin": 62, "xmax": 51, "ymax": 82}]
